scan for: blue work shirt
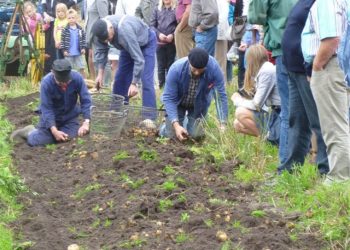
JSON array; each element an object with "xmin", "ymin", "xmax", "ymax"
[
  {"xmin": 162, "ymin": 56, "xmax": 228, "ymax": 124},
  {"xmin": 39, "ymin": 71, "xmax": 92, "ymax": 129}
]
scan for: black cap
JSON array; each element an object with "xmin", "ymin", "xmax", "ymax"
[
  {"xmin": 52, "ymin": 59, "xmax": 72, "ymax": 83},
  {"xmin": 91, "ymin": 19, "xmax": 108, "ymax": 42},
  {"xmin": 188, "ymin": 48, "xmax": 209, "ymax": 69}
]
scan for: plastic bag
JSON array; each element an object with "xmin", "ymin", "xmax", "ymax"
[{"xmin": 226, "ymin": 42, "xmax": 239, "ymax": 63}]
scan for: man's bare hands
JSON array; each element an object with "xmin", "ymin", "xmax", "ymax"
[
  {"xmin": 128, "ymin": 84, "xmax": 139, "ymax": 98},
  {"xmin": 173, "ymin": 122, "xmax": 189, "ymax": 141},
  {"xmin": 95, "ymin": 74, "xmax": 103, "ymax": 91},
  {"xmin": 52, "ymin": 129, "xmax": 69, "ymax": 142},
  {"xmin": 78, "ymin": 122, "xmax": 89, "ymax": 137}
]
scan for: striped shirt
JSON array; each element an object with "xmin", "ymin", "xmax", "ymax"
[{"xmin": 301, "ymin": 0, "xmax": 348, "ymax": 63}]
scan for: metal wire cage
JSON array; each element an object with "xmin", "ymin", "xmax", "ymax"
[
  {"xmin": 90, "ymin": 93, "xmax": 125, "ymax": 112},
  {"xmin": 90, "ymin": 93, "xmax": 127, "ymax": 137},
  {"xmin": 90, "ymin": 109, "xmax": 128, "ymax": 137},
  {"xmin": 123, "ymin": 105, "xmax": 165, "ymax": 130}
]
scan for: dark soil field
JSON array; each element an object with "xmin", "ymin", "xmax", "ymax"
[{"xmin": 6, "ymin": 94, "xmax": 325, "ymax": 250}]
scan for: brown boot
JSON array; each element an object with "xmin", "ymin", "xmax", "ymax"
[{"xmin": 10, "ymin": 125, "xmax": 35, "ymax": 141}]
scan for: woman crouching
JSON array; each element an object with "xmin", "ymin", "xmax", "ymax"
[{"xmin": 231, "ymin": 44, "xmax": 281, "ymax": 144}]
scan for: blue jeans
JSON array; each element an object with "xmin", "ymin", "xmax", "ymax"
[
  {"xmin": 194, "ymin": 26, "xmax": 218, "ymax": 56},
  {"xmin": 159, "ymin": 106, "xmax": 205, "ymax": 139},
  {"xmin": 28, "ymin": 118, "xmax": 79, "ymax": 146},
  {"xmin": 278, "ymin": 72, "xmax": 329, "ymax": 174},
  {"xmin": 275, "ymin": 56, "xmax": 289, "ymax": 165},
  {"xmin": 113, "ymin": 30, "xmax": 157, "ymax": 111}
]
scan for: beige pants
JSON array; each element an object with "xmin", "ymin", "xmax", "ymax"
[
  {"xmin": 310, "ymin": 57, "xmax": 350, "ymax": 182},
  {"xmin": 215, "ymin": 40, "xmax": 228, "ymax": 83},
  {"xmin": 174, "ymin": 25, "xmax": 194, "ymax": 59}
]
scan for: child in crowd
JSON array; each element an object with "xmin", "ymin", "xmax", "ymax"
[
  {"xmin": 150, "ymin": 0, "xmax": 177, "ymax": 89},
  {"xmin": 23, "ymin": 1, "xmax": 43, "ymax": 37},
  {"xmin": 61, "ymin": 9, "xmax": 86, "ymax": 77},
  {"xmin": 53, "ymin": 3, "xmax": 68, "ymax": 59},
  {"xmin": 231, "ymin": 45, "xmax": 280, "ymax": 144}
]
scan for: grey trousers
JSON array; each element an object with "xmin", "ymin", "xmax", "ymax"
[{"xmin": 310, "ymin": 57, "xmax": 350, "ymax": 182}]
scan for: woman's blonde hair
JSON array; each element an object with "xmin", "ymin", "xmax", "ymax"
[
  {"xmin": 23, "ymin": 1, "xmax": 36, "ymax": 12},
  {"xmin": 56, "ymin": 3, "xmax": 68, "ymax": 16},
  {"xmin": 243, "ymin": 44, "xmax": 268, "ymax": 96},
  {"xmin": 158, "ymin": 0, "xmax": 177, "ymax": 11}
]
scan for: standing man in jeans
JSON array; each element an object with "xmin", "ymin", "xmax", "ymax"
[
  {"xmin": 248, "ymin": 0, "xmax": 297, "ymax": 167},
  {"xmin": 279, "ymin": 0, "xmax": 329, "ymax": 175},
  {"xmin": 174, "ymin": 0, "xmax": 193, "ymax": 58},
  {"xmin": 301, "ymin": 0, "xmax": 350, "ymax": 184},
  {"xmin": 91, "ymin": 15, "xmax": 157, "ymax": 124},
  {"xmin": 189, "ymin": 0, "xmax": 219, "ymax": 56}
]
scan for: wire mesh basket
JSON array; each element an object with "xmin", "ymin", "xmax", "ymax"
[
  {"xmin": 91, "ymin": 109, "xmax": 128, "ymax": 137},
  {"xmin": 122, "ymin": 105, "xmax": 165, "ymax": 136},
  {"xmin": 91, "ymin": 93, "xmax": 125, "ymax": 112}
]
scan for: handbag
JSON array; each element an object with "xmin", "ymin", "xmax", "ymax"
[{"xmin": 231, "ymin": 16, "xmax": 247, "ymax": 40}]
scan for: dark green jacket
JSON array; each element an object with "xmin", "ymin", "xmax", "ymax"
[{"xmin": 248, "ymin": 0, "xmax": 297, "ymax": 57}]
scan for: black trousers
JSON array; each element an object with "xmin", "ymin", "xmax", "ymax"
[{"xmin": 156, "ymin": 43, "xmax": 176, "ymax": 88}]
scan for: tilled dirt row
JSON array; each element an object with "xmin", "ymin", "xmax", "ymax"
[{"xmin": 5, "ymin": 94, "xmax": 325, "ymax": 250}]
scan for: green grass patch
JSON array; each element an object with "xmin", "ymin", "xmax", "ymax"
[
  {"xmin": 0, "ymin": 224, "xmax": 13, "ymax": 250},
  {"xmin": 269, "ymin": 164, "xmax": 350, "ymax": 246},
  {"xmin": 0, "ymin": 104, "xmax": 27, "ymax": 249}
]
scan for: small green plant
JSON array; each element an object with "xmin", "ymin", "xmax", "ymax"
[
  {"xmin": 175, "ymin": 176, "xmax": 188, "ymax": 186},
  {"xmin": 208, "ymin": 198, "xmax": 235, "ymax": 207},
  {"xmin": 76, "ymin": 138, "xmax": 85, "ymax": 145},
  {"xmin": 177, "ymin": 193, "xmax": 187, "ymax": 203},
  {"xmin": 162, "ymin": 165, "xmax": 176, "ymax": 175},
  {"xmin": 67, "ymin": 226, "xmax": 90, "ymax": 238},
  {"xmin": 119, "ymin": 238, "xmax": 146, "ymax": 249},
  {"xmin": 73, "ymin": 183, "xmax": 102, "ymax": 200},
  {"xmin": 160, "ymin": 180, "xmax": 178, "ymax": 192},
  {"xmin": 180, "ymin": 212, "xmax": 190, "ymax": 223},
  {"xmin": 101, "ymin": 169, "xmax": 116, "ymax": 176},
  {"xmin": 158, "ymin": 199, "xmax": 173, "ymax": 212},
  {"xmin": 140, "ymin": 149, "xmax": 159, "ymax": 162},
  {"xmin": 251, "ymin": 210, "xmax": 266, "ymax": 218},
  {"xmin": 205, "ymin": 188, "xmax": 214, "ymax": 197},
  {"xmin": 113, "ymin": 150, "xmax": 130, "ymax": 162},
  {"xmin": 91, "ymin": 218, "xmax": 101, "ymax": 228},
  {"xmin": 92, "ymin": 204, "xmax": 100, "ymax": 213},
  {"xmin": 104, "ymin": 219, "xmax": 112, "ymax": 228},
  {"xmin": 221, "ymin": 240, "xmax": 233, "ymax": 250},
  {"xmin": 232, "ymin": 220, "xmax": 249, "ymax": 234},
  {"xmin": 156, "ymin": 137, "xmax": 169, "ymax": 145},
  {"xmin": 175, "ymin": 232, "xmax": 190, "ymax": 244},
  {"xmin": 289, "ymin": 233, "xmax": 298, "ymax": 242},
  {"xmin": 175, "ymin": 156, "xmax": 182, "ymax": 165},
  {"xmin": 45, "ymin": 144, "xmax": 57, "ymax": 151},
  {"xmin": 120, "ymin": 173, "xmax": 145, "ymax": 189},
  {"xmin": 204, "ymin": 219, "xmax": 214, "ymax": 228},
  {"xmin": 106, "ymin": 200, "xmax": 114, "ymax": 209}
]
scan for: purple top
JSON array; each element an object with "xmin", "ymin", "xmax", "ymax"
[
  {"xmin": 175, "ymin": 0, "xmax": 192, "ymax": 22},
  {"xmin": 150, "ymin": 7, "xmax": 177, "ymax": 40}
]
